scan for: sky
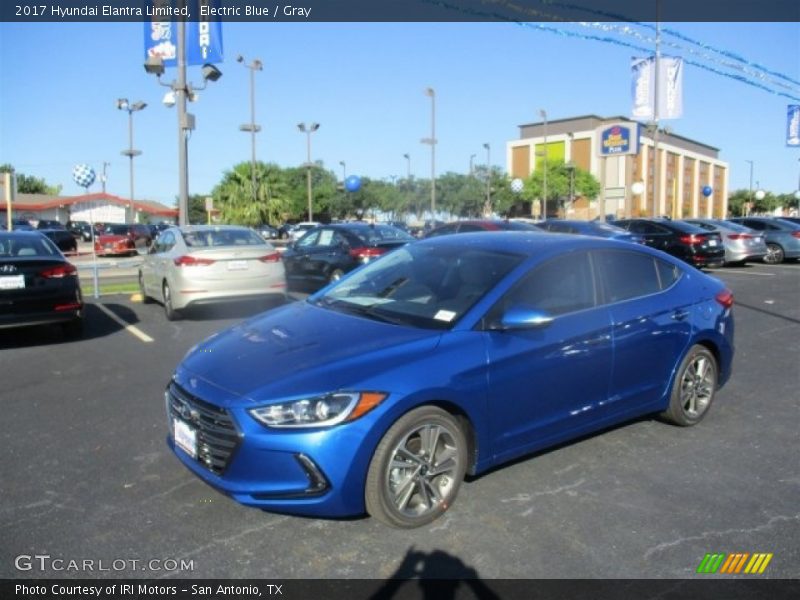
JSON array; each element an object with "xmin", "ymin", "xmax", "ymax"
[{"xmin": 1, "ymin": 19, "xmax": 799, "ymax": 208}]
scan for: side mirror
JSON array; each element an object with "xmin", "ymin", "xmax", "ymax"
[{"xmin": 498, "ymin": 306, "xmax": 554, "ymax": 331}]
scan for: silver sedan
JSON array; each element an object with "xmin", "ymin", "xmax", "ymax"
[
  {"xmin": 138, "ymin": 225, "xmax": 286, "ymax": 320},
  {"xmin": 682, "ymin": 218, "xmax": 768, "ymax": 265}
]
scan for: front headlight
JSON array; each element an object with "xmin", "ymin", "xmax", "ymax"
[{"xmin": 249, "ymin": 391, "xmax": 387, "ymax": 429}]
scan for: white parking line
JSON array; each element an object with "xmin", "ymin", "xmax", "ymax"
[
  {"xmin": 95, "ymin": 303, "xmax": 154, "ymax": 343},
  {"xmin": 716, "ymin": 270, "xmax": 776, "ymax": 277}
]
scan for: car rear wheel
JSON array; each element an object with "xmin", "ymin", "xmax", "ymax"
[
  {"xmin": 365, "ymin": 406, "xmax": 467, "ymax": 528},
  {"xmin": 163, "ymin": 281, "xmax": 181, "ymax": 321},
  {"xmin": 763, "ymin": 243, "xmax": 784, "ymax": 264},
  {"xmin": 661, "ymin": 345, "xmax": 718, "ymax": 426}
]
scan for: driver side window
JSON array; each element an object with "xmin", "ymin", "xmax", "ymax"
[{"xmin": 488, "ymin": 252, "xmax": 596, "ymax": 323}]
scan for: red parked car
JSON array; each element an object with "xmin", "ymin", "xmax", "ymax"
[{"xmin": 94, "ymin": 224, "xmax": 153, "ymax": 256}]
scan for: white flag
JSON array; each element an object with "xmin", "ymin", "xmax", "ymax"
[{"xmin": 631, "ymin": 56, "xmax": 684, "ymax": 120}]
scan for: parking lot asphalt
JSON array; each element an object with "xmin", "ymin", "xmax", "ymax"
[{"xmin": 1, "ymin": 262, "xmax": 798, "ymax": 580}]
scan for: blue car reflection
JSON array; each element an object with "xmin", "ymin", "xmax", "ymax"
[{"xmin": 166, "ymin": 233, "xmax": 734, "ymax": 528}]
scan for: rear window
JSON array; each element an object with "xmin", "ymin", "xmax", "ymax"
[
  {"xmin": 183, "ymin": 229, "xmax": 266, "ymax": 247},
  {"xmin": 107, "ymin": 225, "xmax": 130, "ymax": 235},
  {"xmin": 0, "ymin": 234, "xmax": 60, "ymax": 257}
]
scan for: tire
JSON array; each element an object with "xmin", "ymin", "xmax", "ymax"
[
  {"xmin": 763, "ymin": 243, "xmax": 785, "ymax": 264},
  {"xmin": 365, "ymin": 406, "xmax": 467, "ymax": 528},
  {"xmin": 163, "ymin": 281, "xmax": 181, "ymax": 321},
  {"xmin": 139, "ymin": 273, "xmax": 153, "ymax": 304},
  {"xmin": 661, "ymin": 345, "xmax": 718, "ymax": 427},
  {"xmin": 328, "ymin": 268, "xmax": 345, "ymax": 283}
]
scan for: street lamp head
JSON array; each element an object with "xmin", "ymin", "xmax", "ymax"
[
  {"xmin": 201, "ymin": 63, "xmax": 223, "ymax": 82},
  {"xmin": 483, "ymin": 143, "xmax": 490, "ymax": 150},
  {"xmin": 339, "ymin": 160, "xmax": 345, "ymax": 167},
  {"xmin": 116, "ymin": 98, "xmax": 129, "ymax": 110},
  {"xmin": 310, "ymin": 123, "xmax": 320, "ymax": 132},
  {"xmin": 144, "ymin": 55, "xmax": 165, "ymax": 76},
  {"xmin": 253, "ymin": 59, "xmax": 263, "ymax": 71},
  {"xmin": 236, "ymin": 54, "xmax": 244, "ymax": 63},
  {"xmin": 539, "ymin": 109, "xmax": 547, "ymax": 120},
  {"xmin": 131, "ymin": 101, "xmax": 147, "ymax": 112},
  {"xmin": 424, "ymin": 87, "xmax": 435, "ymax": 97},
  {"xmin": 403, "ymin": 153, "xmax": 410, "ymax": 160}
]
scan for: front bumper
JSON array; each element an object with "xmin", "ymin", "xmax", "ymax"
[{"xmin": 164, "ymin": 382, "xmax": 375, "ymax": 517}]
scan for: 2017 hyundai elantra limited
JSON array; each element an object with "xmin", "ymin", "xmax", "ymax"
[{"xmin": 165, "ymin": 233, "xmax": 734, "ymax": 528}]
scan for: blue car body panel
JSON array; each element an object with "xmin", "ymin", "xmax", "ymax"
[{"xmin": 167, "ymin": 233, "xmax": 734, "ymax": 518}]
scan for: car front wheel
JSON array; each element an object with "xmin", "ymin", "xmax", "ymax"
[
  {"xmin": 365, "ymin": 406, "xmax": 467, "ymax": 528},
  {"xmin": 661, "ymin": 344, "xmax": 718, "ymax": 426}
]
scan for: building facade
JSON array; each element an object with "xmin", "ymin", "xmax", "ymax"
[{"xmin": 507, "ymin": 115, "xmax": 729, "ymax": 220}]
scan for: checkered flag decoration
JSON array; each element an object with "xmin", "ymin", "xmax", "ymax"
[{"xmin": 72, "ymin": 164, "xmax": 96, "ymax": 190}]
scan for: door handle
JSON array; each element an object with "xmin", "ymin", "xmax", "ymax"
[{"xmin": 671, "ymin": 310, "xmax": 689, "ymax": 321}]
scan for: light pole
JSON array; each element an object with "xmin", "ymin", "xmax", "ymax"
[
  {"xmin": 566, "ymin": 162, "xmax": 576, "ymax": 213},
  {"xmin": 339, "ymin": 160, "xmax": 346, "ymax": 203},
  {"xmin": 297, "ymin": 122, "xmax": 320, "ymax": 221},
  {"xmin": 117, "ymin": 99, "xmax": 146, "ymax": 223},
  {"xmin": 483, "ymin": 143, "xmax": 491, "ymax": 216},
  {"xmin": 237, "ymin": 55, "xmax": 263, "ymax": 206},
  {"xmin": 540, "ymin": 109, "xmax": 548, "ymax": 219},
  {"xmin": 143, "ymin": 20, "xmax": 222, "ymax": 227},
  {"xmin": 746, "ymin": 159, "xmax": 754, "ymax": 216},
  {"xmin": 422, "ymin": 87, "xmax": 437, "ymax": 218}
]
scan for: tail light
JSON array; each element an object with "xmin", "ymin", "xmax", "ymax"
[
  {"xmin": 791, "ymin": 231, "xmax": 800, "ymax": 239},
  {"xmin": 40, "ymin": 264, "xmax": 77, "ymax": 278},
  {"xmin": 715, "ymin": 289, "xmax": 734, "ymax": 309},
  {"xmin": 258, "ymin": 252, "xmax": 282, "ymax": 263},
  {"xmin": 173, "ymin": 255, "xmax": 215, "ymax": 267},
  {"xmin": 679, "ymin": 234, "xmax": 704, "ymax": 245},
  {"xmin": 349, "ymin": 247, "xmax": 385, "ymax": 261},
  {"xmin": 727, "ymin": 233, "xmax": 752, "ymax": 240}
]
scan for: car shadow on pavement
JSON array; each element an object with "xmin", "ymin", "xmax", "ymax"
[
  {"xmin": 176, "ymin": 297, "xmax": 293, "ymax": 322},
  {"xmin": 0, "ymin": 303, "xmax": 129, "ymax": 350}
]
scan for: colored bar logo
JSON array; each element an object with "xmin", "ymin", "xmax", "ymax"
[{"xmin": 697, "ymin": 553, "xmax": 773, "ymax": 574}]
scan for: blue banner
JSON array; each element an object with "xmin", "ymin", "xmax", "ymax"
[
  {"xmin": 787, "ymin": 105, "xmax": 800, "ymax": 147},
  {"xmin": 144, "ymin": 1, "xmax": 223, "ymax": 67}
]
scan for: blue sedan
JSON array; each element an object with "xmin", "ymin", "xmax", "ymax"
[{"xmin": 166, "ymin": 233, "xmax": 734, "ymax": 528}]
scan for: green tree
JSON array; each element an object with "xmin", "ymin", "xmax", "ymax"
[
  {"xmin": 0, "ymin": 164, "xmax": 62, "ymax": 195},
  {"xmin": 520, "ymin": 161, "xmax": 599, "ymax": 216}
]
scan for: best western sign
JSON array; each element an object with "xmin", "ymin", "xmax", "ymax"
[{"xmin": 597, "ymin": 122, "xmax": 640, "ymax": 156}]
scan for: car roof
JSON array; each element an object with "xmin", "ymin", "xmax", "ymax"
[{"xmin": 416, "ymin": 230, "xmax": 641, "ymax": 257}]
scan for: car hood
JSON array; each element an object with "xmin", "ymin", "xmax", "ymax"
[{"xmin": 175, "ymin": 300, "xmax": 442, "ymax": 405}]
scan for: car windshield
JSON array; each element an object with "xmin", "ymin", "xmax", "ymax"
[
  {"xmin": 183, "ymin": 229, "xmax": 267, "ymax": 247},
  {"xmin": 312, "ymin": 243, "xmax": 524, "ymax": 330}
]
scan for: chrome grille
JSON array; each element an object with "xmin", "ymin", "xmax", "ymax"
[{"xmin": 166, "ymin": 382, "xmax": 240, "ymax": 475}]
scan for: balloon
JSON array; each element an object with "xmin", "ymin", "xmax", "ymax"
[
  {"xmin": 344, "ymin": 175, "xmax": 361, "ymax": 192},
  {"xmin": 72, "ymin": 164, "xmax": 96, "ymax": 189},
  {"xmin": 702, "ymin": 185, "xmax": 713, "ymax": 197}
]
